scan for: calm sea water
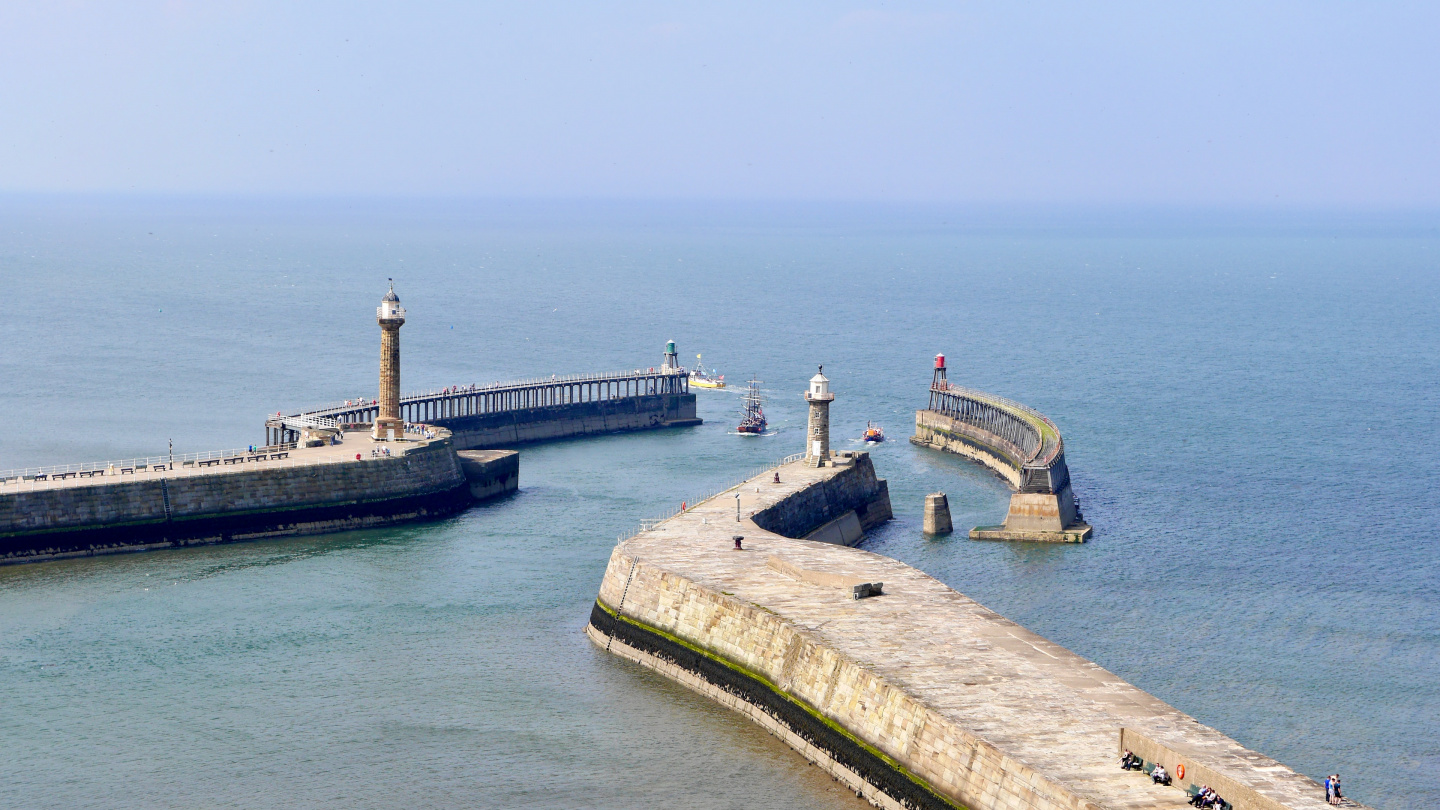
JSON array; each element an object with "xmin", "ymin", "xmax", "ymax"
[{"xmin": 0, "ymin": 199, "xmax": 1436, "ymax": 809}]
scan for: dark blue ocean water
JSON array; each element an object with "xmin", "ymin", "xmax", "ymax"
[{"xmin": 0, "ymin": 199, "xmax": 1435, "ymax": 809}]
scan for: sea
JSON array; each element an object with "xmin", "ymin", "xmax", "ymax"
[{"xmin": 0, "ymin": 198, "xmax": 1435, "ymax": 809}]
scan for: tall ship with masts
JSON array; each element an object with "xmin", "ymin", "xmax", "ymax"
[{"xmin": 737, "ymin": 378, "xmax": 767, "ymax": 434}]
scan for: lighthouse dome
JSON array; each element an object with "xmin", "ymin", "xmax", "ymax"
[
  {"xmin": 808, "ymin": 366, "xmax": 831, "ymax": 399},
  {"xmin": 377, "ymin": 283, "xmax": 406, "ymax": 321}
]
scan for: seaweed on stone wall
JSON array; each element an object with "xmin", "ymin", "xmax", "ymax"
[{"xmin": 590, "ymin": 600, "xmax": 967, "ymax": 810}]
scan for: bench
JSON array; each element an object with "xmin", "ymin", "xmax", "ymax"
[
  {"xmin": 199, "ymin": 459, "xmax": 220, "ymax": 467},
  {"xmin": 247, "ymin": 455, "xmax": 266, "ymax": 462},
  {"xmin": 1185, "ymin": 787, "xmax": 1232, "ymax": 810},
  {"xmin": 270, "ymin": 452, "xmax": 288, "ymax": 460},
  {"xmin": 35, "ymin": 474, "xmax": 48, "ymax": 481},
  {"xmin": 78, "ymin": 470, "xmax": 100, "ymax": 478},
  {"xmin": 1122, "ymin": 728, "xmax": 1262, "ymax": 810},
  {"xmin": 224, "ymin": 457, "xmax": 243, "ymax": 464},
  {"xmin": 54, "ymin": 472, "xmax": 75, "ymax": 480},
  {"xmin": 121, "ymin": 468, "xmax": 134, "ymax": 474}
]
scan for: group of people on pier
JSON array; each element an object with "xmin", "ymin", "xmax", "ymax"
[
  {"xmin": 1122, "ymin": 748, "xmax": 1345, "ymax": 807},
  {"xmin": 1324, "ymin": 774, "xmax": 1346, "ymax": 805},
  {"xmin": 1188, "ymin": 785, "xmax": 1228, "ymax": 809},
  {"xmin": 1120, "ymin": 750, "xmax": 1231, "ymax": 808}
]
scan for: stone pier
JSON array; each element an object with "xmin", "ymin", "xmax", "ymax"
[{"xmin": 588, "ymin": 455, "xmax": 1361, "ymax": 810}]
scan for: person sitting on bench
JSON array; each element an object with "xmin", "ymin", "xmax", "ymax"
[
  {"xmin": 1151, "ymin": 764, "xmax": 1170, "ymax": 785},
  {"xmin": 1121, "ymin": 750, "xmax": 1141, "ymax": 771}
]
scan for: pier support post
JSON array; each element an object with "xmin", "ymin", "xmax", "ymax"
[{"xmin": 923, "ymin": 493, "xmax": 953, "ymax": 535}]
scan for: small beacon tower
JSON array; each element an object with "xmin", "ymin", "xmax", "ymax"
[
  {"xmin": 662, "ymin": 340, "xmax": 680, "ymax": 372},
  {"xmin": 804, "ymin": 365, "xmax": 834, "ymax": 467},
  {"xmin": 374, "ymin": 282, "xmax": 406, "ymax": 441}
]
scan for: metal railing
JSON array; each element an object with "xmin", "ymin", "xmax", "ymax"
[
  {"xmin": 928, "ymin": 383, "xmax": 1065, "ymax": 467},
  {"xmin": 0, "ymin": 443, "xmax": 415, "ymax": 491},
  {"xmin": 265, "ymin": 413, "xmax": 341, "ymax": 431},
  {"xmin": 294, "ymin": 367, "xmax": 689, "ymax": 418},
  {"xmin": 0, "ymin": 443, "xmax": 303, "ymax": 483}
]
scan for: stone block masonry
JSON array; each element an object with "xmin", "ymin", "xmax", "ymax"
[
  {"xmin": 0, "ymin": 433, "xmax": 481, "ymax": 566},
  {"xmin": 456, "ymin": 450, "xmax": 519, "ymax": 500},
  {"xmin": 439, "ymin": 394, "xmax": 699, "ymax": 450},
  {"xmin": 589, "ymin": 455, "xmax": 1363, "ymax": 810},
  {"xmin": 913, "ymin": 408, "xmax": 1091, "ymax": 543}
]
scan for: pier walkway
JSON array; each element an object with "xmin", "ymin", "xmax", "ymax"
[
  {"xmin": 591, "ymin": 457, "xmax": 1359, "ymax": 810},
  {"xmin": 0, "ymin": 431, "xmax": 421, "ymax": 494},
  {"xmin": 267, "ymin": 368, "xmax": 691, "ymax": 446}
]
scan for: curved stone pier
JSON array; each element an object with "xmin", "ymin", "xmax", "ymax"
[
  {"xmin": 910, "ymin": 359, "xmax": 1091, "ymax": 542},
  {"xmin": 588, "ymin": 455, "xmax": 1362, "ymax": 810}
]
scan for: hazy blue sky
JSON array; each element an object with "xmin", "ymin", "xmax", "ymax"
[{"xmin": 1, "ymin": 2, "xmax": 1435, "ymax": 205}]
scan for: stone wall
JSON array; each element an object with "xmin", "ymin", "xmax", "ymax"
[
  {"xmin": 913, "ymin": 410, "xmax": 1088, "ymax": 542},
  {"xmin": 590, "ymin": 456, "xmax": 1349, "ymax": 810},
  {"xmin": 911, "ymin": 410, "xmax": 1025, "ymax": 488},
  {"xmin": 456, "ymin": 450, "xmax": 520, "ymax": 501},
  {"xmin": 593, "ymin": 551, "xmax": 1087, "ymax": 810},
  {"xmin": 0, "ymin": 439, "xmax": 469, "ymax": 564},
  {"xmin": 750, "ymin": 453, "xmax": 892, "ymax": 538},
  {"xmin": 438, "ymin": 393, "xmax": 699, "ymax": 450}
]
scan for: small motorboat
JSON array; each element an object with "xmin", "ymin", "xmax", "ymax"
[
  {"xmin": 862, "ymin": 421, "xmax": 885, "ymax": 443},
  {"xmin": 737, "ymin": 378, "xmax": 766, "ymax": 434},
  {"xmin": 689, "ymin": 354, "xmax": 726, "ymax": 389}
]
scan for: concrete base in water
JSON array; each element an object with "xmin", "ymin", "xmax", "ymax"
[
  {"xmin": 923, "ymin": 492, "xmax": 953, "ymax": 535},
  {"xmin": 456, "ymin": 450, "xmax": 519, "ymax": 500},
  {"xmin": 436, "ymin": 393, "xmax": 699, "ymax": 450},
  {"xmin": 589, "ymin": 454, "xmax": 1360, "ymax": 810},
  {"xmin": 971, "ymin": 492, "xmax": 1093, "ymax": 543}
]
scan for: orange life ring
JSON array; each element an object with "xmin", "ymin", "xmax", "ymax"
[{"xmin": 1176, "ymin": 764, "xmax": 1185, "ymax": 780}]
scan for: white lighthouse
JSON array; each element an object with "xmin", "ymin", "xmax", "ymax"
[{"xmin": 804, "ymin": 365, "xmax": 834, "ymax": 467}]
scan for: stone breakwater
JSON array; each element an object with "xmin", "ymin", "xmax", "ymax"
[
  {"xmin": 0, "ymin": 432, "xmax": 491, "ymax": 566},
  {"xmin": 438, "ymin": 393, "xmax": 699, "ymax": 449},
  {"xmin": 588, "ymin": 455, "xmax": 1361, "ymax": 810},
  {"xmin": 911, "ymin": 385, "xmax": 1091, "ymax": 542}
]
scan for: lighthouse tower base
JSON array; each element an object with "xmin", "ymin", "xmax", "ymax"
[{"xmin": 373, "ymin": 417, "xmax": 404, "ymax": 442}]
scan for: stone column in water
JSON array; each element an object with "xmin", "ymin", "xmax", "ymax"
[
  {"xmin": 374, "ymin": 282, "xmax": 406, "ymax": 441},
  {"xmin": 924, "ymin": 493, "xmax": 953, "ymax": 535},
  {"xmin": 804, "ymin": 366, "xmax": 834, "ymax": 467}
]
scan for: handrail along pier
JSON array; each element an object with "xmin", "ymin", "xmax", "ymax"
[{"xmin": 267, "ymin": 367, "xmax": 696, "ymax": 448}]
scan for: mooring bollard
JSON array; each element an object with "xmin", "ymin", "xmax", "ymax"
[{"xmin": 923, "ymin": 492, "xmax": 953, "ymax": 535}]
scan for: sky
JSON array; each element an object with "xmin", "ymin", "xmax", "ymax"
[{"xmin": 0, "ymin": 1, "xmax": 1436, "ymax": 206}]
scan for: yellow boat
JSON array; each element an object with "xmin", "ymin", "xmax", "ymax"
[{"xmin": 689, "ymin": 354, "xmax": 726, "ymax": 389}]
